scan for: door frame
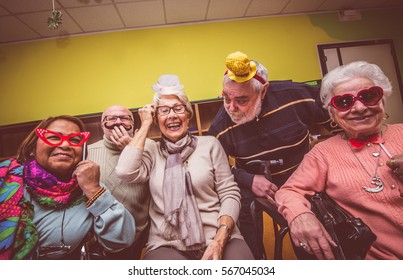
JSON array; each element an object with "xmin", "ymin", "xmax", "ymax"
[{"xmin": 317, "ymin": 39, "xmax": 403, "ymax": 103}]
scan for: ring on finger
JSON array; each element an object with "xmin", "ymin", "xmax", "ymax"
[
  {"xmin": 299, "ymin": 242, "xmax": 308, "ymax": 249},
  {"xmin": 390, "ymin": 159, "xmax": 396, "ymax": 168}
]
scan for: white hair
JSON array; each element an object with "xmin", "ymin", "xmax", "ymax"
[
  {"xmin": 152, "ymin": 74, "xmax": 193, "ymax": 119},
  {"xmin": 320, "ymin": 61, "xmax": 392, "ymax": 110}
]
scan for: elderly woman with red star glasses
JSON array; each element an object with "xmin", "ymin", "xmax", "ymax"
[
  {"xmin": 275, "ymin": 61, "xmax": 403, "ymax": 260},
  {"xmin": 0, "ymin": 115, "xmax": 135, "ymax": 259}
]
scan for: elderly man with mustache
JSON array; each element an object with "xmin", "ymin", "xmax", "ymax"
[{"xmin": 87, "ymin": 104, "xmax": 151, "ymax": 259}]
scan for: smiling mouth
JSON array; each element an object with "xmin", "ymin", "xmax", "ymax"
[
  {"xmin": 350, "ymin": 115, "xmax": 371, "ymax": 121},
  {"xmin": 166, "ymin": 123, "xmax": 182, "ymax": 131},
  {"xmin": 52, "ymin": 153, "xmax": 73, "ymax": 159}
]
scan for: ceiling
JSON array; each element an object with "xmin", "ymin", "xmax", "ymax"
[{"xmin": 1, "ymin": 0, "xmax": 403, "ymax": 45}]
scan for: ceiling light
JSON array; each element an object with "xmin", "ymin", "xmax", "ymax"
[{"xmin": 48, "ymin": 0, "xmax": 63, "ymax": 29}]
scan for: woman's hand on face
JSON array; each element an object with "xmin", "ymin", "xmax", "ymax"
[
  {"xmin": 386, "ymin": 154, "xmax": 403, "ymax": 182},
  {"xmin": 72, "ymin": 160, "xmax": 101, "ymax": 198},
  {"xmin": 289, "ymin": 212, "xmax": 338, "ymax": 260},
  {"xmin": 138, "ymin": 104, "xmax": 155, "ymax": 126}
]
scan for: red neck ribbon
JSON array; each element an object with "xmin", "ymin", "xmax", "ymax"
[{"xmin": 348, "ymin": 134, "xmax": 384, "ymax": 149}]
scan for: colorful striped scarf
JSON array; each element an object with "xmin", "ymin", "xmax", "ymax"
[
  {"xmin": 0, "ymin": 159, "xmax": 38, "ymax": 259},
  {"xmin": 24, "ymin": 157, "xmax": 86, "ymax": 209}
]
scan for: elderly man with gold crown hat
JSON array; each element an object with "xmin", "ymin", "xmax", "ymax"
[{"xmin": 208, "ymin": 51, "xmax": 340, "ymax": 259}]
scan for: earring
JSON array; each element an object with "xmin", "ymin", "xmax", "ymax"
[
  {"xmin": 383, "ymin": 112, "xmax": 390, "ymax": 120},
  {"xmin": 330, "ymin": 120, "xmax": 338, "ymax": 128},
  {"xmin": 329, "ymin": 115, "xmax": 338, "ymax": 128}
]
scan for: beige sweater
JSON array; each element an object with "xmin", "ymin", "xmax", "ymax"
[
  {"xmin": 115, "ymin": 136, "xmax": 243, "ymax": 253},
  {"xmin": 88, "ymin": 136, "xmax": 150, "ymax": 241}
]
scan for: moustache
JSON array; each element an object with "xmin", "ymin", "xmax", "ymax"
[{"xmin": 104, "ymin": 123, "xmax": 133, "ymax": 131}]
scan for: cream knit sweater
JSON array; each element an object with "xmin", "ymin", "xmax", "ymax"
[{"xmin": 88, "ymin": 136, "xmax": 150, "ymax": 241}]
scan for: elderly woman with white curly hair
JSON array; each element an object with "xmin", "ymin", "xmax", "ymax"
[
  {"xmin": 275, "ymin": 61, "xmax": 403, "ymax": 260},
  {"xmin": 115, "ymin": 74, "xmax": 253, "ymax": 260}
]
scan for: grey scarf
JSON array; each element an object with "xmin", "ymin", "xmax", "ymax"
[{"xmin": 160, "ymin": 133, "xmax": 206, "ymax": 249}]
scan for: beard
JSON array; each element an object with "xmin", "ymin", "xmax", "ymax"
[{"xmin": 225, "ymin": 96, "xmax": 262, "ymax": 125}]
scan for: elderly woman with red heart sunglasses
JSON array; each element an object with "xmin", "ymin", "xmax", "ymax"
[
  {"xmin": 0, "ymin": 115, "xmax": 135, "ymax": 259},
  {"xmin": 275, "ymin": 61, "xmax": 403, "ymax": 260}
]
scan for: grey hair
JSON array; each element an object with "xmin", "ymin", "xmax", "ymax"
[
  {"xmin": 320, "ymin": 61, "xmax": 392, "ymax": 110},
  {"xmin": 153, "ymin": 91, "xmax": 194, "ymax": 119},
  {"xmin": 223, "ymin": 60, "xmax": 269, "ymax": 93}
]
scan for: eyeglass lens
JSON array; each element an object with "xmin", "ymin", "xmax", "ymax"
[
  {"xmin": 103, "ymin": 115, "xmax": 133, "ymax": 123},
  {"xmin": 36, "ymin": 129, "xmax": 90, "ymax": 146},
  {"xmin": 331, "ymin": 86, "xmax": 383, "ymax": 111},
  {"xmin": 157, "ymin": 104, "xmax": 186, "ymax": 115}
]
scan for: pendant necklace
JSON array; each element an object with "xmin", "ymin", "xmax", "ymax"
[
  {"xmin": 38, "ymin": 209, "xmax": 71, "ymax": 257},
  {"xmin": 350, "ymin": 143, "xmax": 384, "ymax": 193}
]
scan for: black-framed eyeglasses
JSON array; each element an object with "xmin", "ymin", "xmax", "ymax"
[
  {"xmin": 156, "ymin": 104, "xmax": 186, "ymax": 116},
  {"xmin": 103, "ymin": 115, "xmax": 133, "ymax": 123},
  {"xmin": 330, "ymin": 86, "xmax": 383, "ymax": 111}
]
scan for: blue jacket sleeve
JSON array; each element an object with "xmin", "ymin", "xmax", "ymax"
[{"xmin": 87, "ymin": 186, "xmax": 136, "ymax": 252}]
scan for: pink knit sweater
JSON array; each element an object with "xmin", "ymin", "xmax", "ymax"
[{"xmin": 276, "ymin": 124, "xmax": 403, "ymax": 259}]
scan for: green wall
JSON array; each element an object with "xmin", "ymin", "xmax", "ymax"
[{"xmin": 0, "ymin": 8, "xmax": 402, "ymax": 125}]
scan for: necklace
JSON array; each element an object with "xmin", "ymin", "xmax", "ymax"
[
  {"xmin": 38, "ymin": 209, "xmax": 71, "ymax": 257},
  {"xmin": 350, "ymin": 143, "xmax": 384, "ymax": 193}
]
